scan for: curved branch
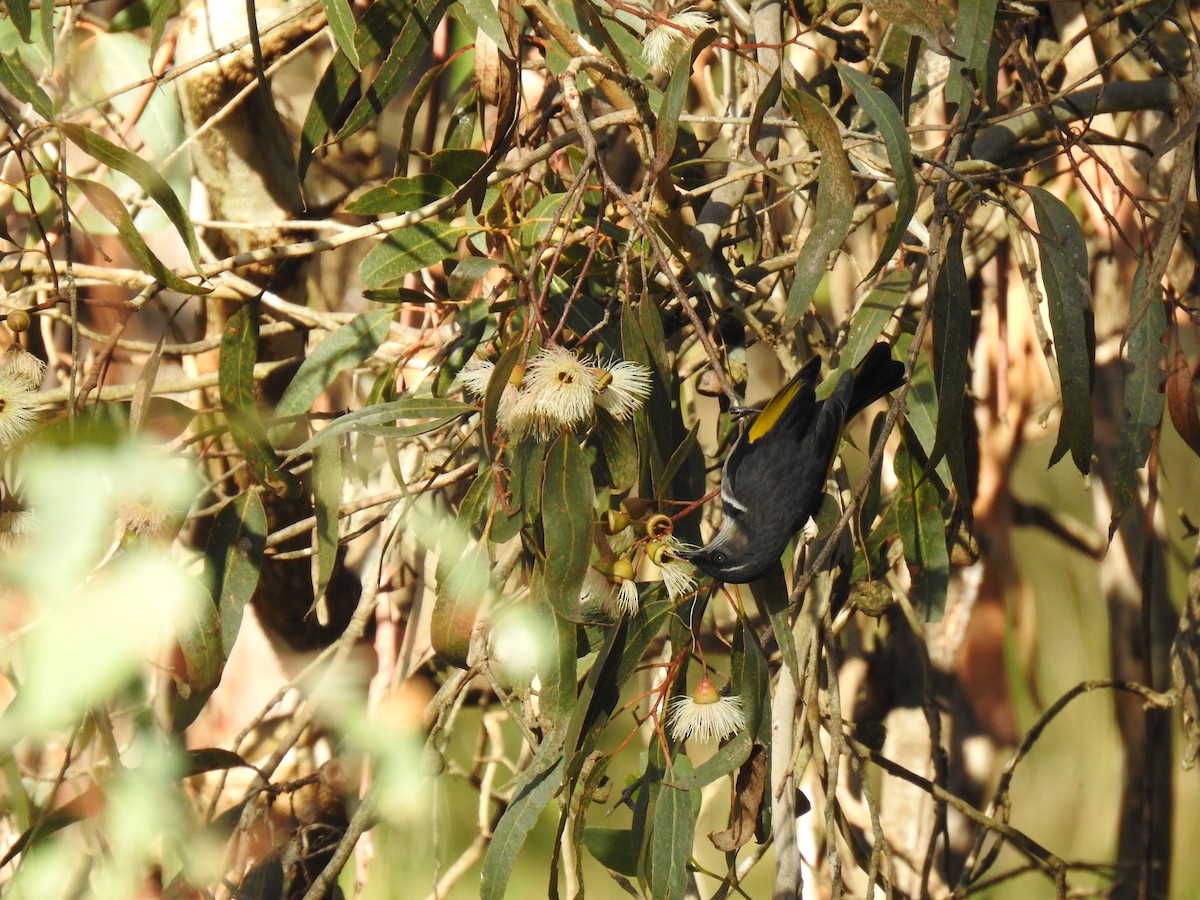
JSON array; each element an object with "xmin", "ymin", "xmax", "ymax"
[{"xmin": 972, "ymin": 79, "xmax": 1180, "ymax": 164}]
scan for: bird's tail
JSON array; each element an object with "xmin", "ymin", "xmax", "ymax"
[{"xmin": 848, "ymin": 343, "xmax": 906, "ymax": 416}]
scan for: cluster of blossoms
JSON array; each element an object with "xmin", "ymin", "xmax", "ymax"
[
  {"xmin": 581, "ymin": 533, "xmax": 698, "ymax": 618},
  {"xmin": 0, "ymin": 345, "xmax": 44, "ymax": 446},
  {"xmin": 461, "ymin": 345, "xmax": 653, "ymax": 443}
]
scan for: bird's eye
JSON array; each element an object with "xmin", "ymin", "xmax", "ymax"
[{"xmin": 712, "ymin": 551, "xmax": 727, "ymax": 565}]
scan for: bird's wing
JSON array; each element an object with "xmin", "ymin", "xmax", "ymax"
[{"xmin": 747, "ymin": 354, "xmax": 821, "ymax": 445}]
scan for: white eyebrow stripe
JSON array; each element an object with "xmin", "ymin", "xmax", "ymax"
[{"xmin": 721, "ymin": 483, "xmax": 748, "ymax": 512}]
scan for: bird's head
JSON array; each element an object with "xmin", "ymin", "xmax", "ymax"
[{"xmin": 674, "ymin": 517, "xmax": 771, "ymax": 584}]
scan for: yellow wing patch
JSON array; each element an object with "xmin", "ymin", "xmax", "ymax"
[{"xmin": 748, "ymin": 378, "xmax": 802, "ymax": 444}]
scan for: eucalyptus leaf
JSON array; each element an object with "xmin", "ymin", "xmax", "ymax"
[
  {"xmin": 894, "ymin": 427, "xmax": 948, "ymax": 620},
  {"xmin": 219, "ymin": 300, "xmax": 298, "ymax": 496},
  {"xmin": 62, "ymin": 124, "xmax": 204, "ymax": 270},
  {"xmin": 1030, "ymin": 186, "xmax": 1095, "ymax": 475},
  {"xmin": 360, "ymin": 222, "xmax": 469, "ymax": 288},
  {"xmin": 310, "ymin": 441, "xmax": 343, "ymax": 626},
  {"xmin": 646, "ymin": 757, "xmax": 698, "ymax": 900},
  {"xmin": 838, "ymin": 65, "xmax": 918, "ymax": 278},
  {"xmin": 541, "ymin": 434, "xmax": 593, "ymax": 618},
  {"xmin": 1108, "ymin": 265, "xmax": 1166, "ymax": 540},
  {"xmin": 781, "ymin": 85, "xmax": 855, "ymax": 331},
  {"xmin": 275, "ymin": 309, "xmax": 395, "ymax": 421}
]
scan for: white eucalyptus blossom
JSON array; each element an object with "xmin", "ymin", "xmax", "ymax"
[
  {"xmin": 666, "ymin": 676, "xmax": 745, "ymax": 744},
  {"xmin": 593, "ymin": 358, "xmax": 653, "ymax": 420},
  {"xmin": 0, "ymin": 346, "xmax": 45, "ymax": 391},
  {"xmin": 0, "ymin": 370, "xmax": 38, "ymax": 445},
  {"xmin": 523, "ymin": 345, "xmax": 599, "ymax": 435},
  {"xmin": 459, "ymin": 356, "xmax": 496, "ymax": 398},
  {"xmin": 643, "ymin": 8, "xmax": 713, "ymax": 71}
]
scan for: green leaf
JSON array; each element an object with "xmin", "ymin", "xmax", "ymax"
[
  {"xmin": 838, "ymin": 65, "xmax": 918, "ymax": 279},
  {"xmin": 448, "ymin": 258, "xmax": 502, "ymax": 304},
  {"xmin": 516, "ymin": 192, "xmax": 571, "ymax": 247},
  {"xmin": 209, "ymin": 490, "xmax": 266, "ymax": 654},
  {"xmin": 352, "ymin": 0, "xmax": 413, "ymax": 59},
  {"xmin": 0, "ymin": 51, "xmax": 51, "ymax": 120},
  {"xmin": 183, "ymin": 747, "xmax": 255, "ymax": 778},
  {"xmin": 275, "ymin": 309, "xmax": 395, "ymax": 421},
  {"xmin": 310, "ymin": 441, "xmax": 342, "ymax": 625},
  {"xmin": 9, "ymin": 0, "xmax": 31, "ymax": 43},
  {"xmin": 169, "ymin": 589, "xmax": 223, "ymax": 734},
  {"xmin": 657, "ymin": 422, "xmax": 699, "ymax": 504},
  {"xmin": 948, "ymin": 0, "xmax": 999, "ymax": 111},
  {"xmin": 781, "ymin": 85, "xmax": 855, "ymax": 332},
  {"xmin": 666, "ymin": 731, "xmax": 752, "ymax": 790},
  {"xmin": 360, "ymin": 221, "xmax": 468, "ymax": 288},
  {"xmin": 171, "ymin": 492, "xmax": 266, "ymax": 732},
  {"xmin": 894, "ymin": 426, "xmax": 948, "ymax": 620},
  {"xmin": 149, "ymin": 0, "xmax": 180, "ymax": 58},
  {"xmin": 458, "ymin": 0, "xmax": 514, "ymax": 52},
  {"xmin": 129, "ymin": 315, "xmax": 168, "ymax": 434},
  {"xmin": 595, "ymin": 408, "xmax": 638, "ymax": 493},
  {"xmin": 61, "ymin": 124, "xmax": 204, "ymax": 271},
  {"xmin": 461, "ymin": 465, "xmax": 522, "ymax": 542},
  {"xmin": 395, "ymin": 58, "xmax": 458, "ymax": 178},
  {"xmin": 863, "ymin": 0, "xmax": 956, "ymax": 59},
  {"xmin": 564, "ymin": 615, "xmax": 625, "ymax": 769},
  {"xmin": 288, "ymin": 398, "xmax": 471, "ymax": 459},
  {"xmin": 646, "ymin": 757, "xmax": 698, "ymax": 900},
  {"xmin": 893, "ymin": 330, "xmax": 952, "ymax": 487},
  {"xmin": 436, "ymin": 302, "xmax": 487, "ymax": 396},
  {"xmin": 583, "ymin": 827, "xmax": 639, "ymax": 876},
  {"xmin": 928, "ymin": 228, "xmax": 973, "ymax": 503},
  {"xmin": 614, "ymin": 600, "xmax": 673, "ymax": 686},
  {"xmin": 1109, "ymin": 265, "xmax": 1165, "ymax": 540},
  {"xmin": 541, "ymin": 434, "xmax": 593, "ymax": 619},
  {"xmin": 110, "ymin": 0, "xmax": 152, "ymax": 31},
  {"xmin": 622, "ymin": 300, "xmax": 694, "ymax": 503},
  {"xmin": 322, "ymin": 0, "xmax": 362, "ymax": 69},
  {"xmin": 480, "ymin": 753, "xmax": 565, "ymax": 900},
  {"xmin": 71, "ymin": 178, "xmax": 207, "ymax": 295},
  {"xmin": 298, "ymin": 49, "xmax": 359, "ymax": 180},
  {"xmin": 36, "ymin": 0, "xmax": 53, "ymax": 56},
  {"xmin": 335, "ymin": 0, "xmax": 455, "ymax": 142},
  {"xmin": 748, "ymin": 564, "xmax": 799, "ymax": 680},
  {"xmin": 654, "ymin": 28, "xmax": 717, "ymax": 172},
  {"xmin": 829, "ymin": 268, "xmax": 911, "ymax": 384},
  {"xmin": 427, "ymin": 506, "xmax": 491, "ymax": 667},
  {"xmin": 362, "ymin": 287, "xmax": 437, "ymax": 304},
  {"xmin": 731, "ymin": 617, "xmax": 768, "ymax": 736},
  {"xmin": 747, "ymin": 67, "xmax": 782, "ymax": 159},
  {"xmin": 537, "ymin": 601, "xmax": 578, "ymax": 721},
  {"xmin": 482, "ymin": 344, "xmax": 523, "ymax": 460},
  {"xmin": 219, "ymin": 300, "xmax": 299, "ymax": 496},
  {"xmin": 345, "ymin": 174, "xmax": 455, "ymax": 215},
  {"xmin": 353, "ymin": 360, "xmax": 397, "ymax": 484},
  {"xmin": 1029, "ymin": 186, "xmax": 1095, "ymax": 474}
]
